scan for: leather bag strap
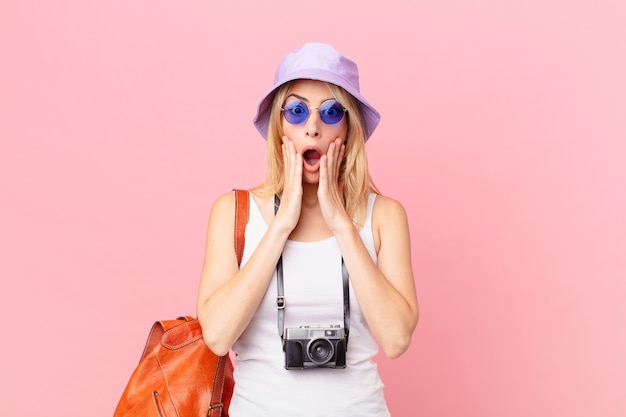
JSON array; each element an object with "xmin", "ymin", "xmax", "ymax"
[
  {"xmin": 208, "ymin": 355, "xmax": 229, "ymax": 417},
  {"xmin": 233, "ymin": 189, "xmax": 249, "ymax": 265}
]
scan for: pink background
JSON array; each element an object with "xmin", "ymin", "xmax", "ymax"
[{"xmin": 1, "ymin": 1, "xmax": 625, "ymax": 416}]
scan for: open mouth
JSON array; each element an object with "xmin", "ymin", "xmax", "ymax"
[{"xmin": 303, "ymin": 149, "xmax": 321, "ymax": 166}]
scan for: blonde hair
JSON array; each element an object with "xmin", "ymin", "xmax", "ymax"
[{"xmin": 258, "ymin": 80, "xmax": 379, "ymax": 229}]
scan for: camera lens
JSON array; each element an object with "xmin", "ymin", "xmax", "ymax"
[{"xmin": 307, "ymin": 338, "xmax": 334, "ymax": 365}]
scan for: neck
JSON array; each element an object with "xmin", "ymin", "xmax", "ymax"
[{"xmin": 301, "ymin": 182, "xmax": 320, "ymax": 207}]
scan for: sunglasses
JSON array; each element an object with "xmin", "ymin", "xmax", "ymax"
[{"xmin": 281, "ymin": 99, "xmax": 347, "ymax": 125}]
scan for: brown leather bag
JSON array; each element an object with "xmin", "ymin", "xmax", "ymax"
[{"xmin": 113, "ymin": 189, "xmax": 249, "ymax": 417}]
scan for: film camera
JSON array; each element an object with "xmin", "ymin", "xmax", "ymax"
[{"xmin": 283, "ymin": 325, "xmax": 347, "ymax": 369}]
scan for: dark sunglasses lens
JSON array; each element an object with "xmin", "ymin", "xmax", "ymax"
[
  {"xmin": 283, "ymin": 100, "xmax": 309, "ymax": 124},
  {"xmin": 319, "ymin": 100, "xmax": 345, "ymax": 124}
]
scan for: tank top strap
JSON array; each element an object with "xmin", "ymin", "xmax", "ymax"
[{"xmin": 364, "ymin": 193, "xmax": 377, "ymax": 229}]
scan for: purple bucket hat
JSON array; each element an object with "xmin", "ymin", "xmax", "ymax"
[{"xmin": 253, "ymin": 42, "xmax": 381, "ymax": 141}]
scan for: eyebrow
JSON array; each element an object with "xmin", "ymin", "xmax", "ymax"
[
  {"xmin": 285, "ymin": 93, "xmax": 308, "ymax": 102},
  {"xmin": 284, "ymin": 93, "xmax": 334, "ymax": 104}
]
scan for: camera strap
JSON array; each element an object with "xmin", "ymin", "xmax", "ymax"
[{"xmin": 274, "ymin": 194, "xmax": 351, "ymax": 346}]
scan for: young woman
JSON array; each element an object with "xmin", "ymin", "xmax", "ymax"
[{"xmin": 197, "ymin": 42, "xmax": 418, "ymax": 416}]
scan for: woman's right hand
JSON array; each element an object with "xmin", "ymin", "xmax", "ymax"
[{"xmin": 275, "ymin": 136, "xmax": 303, "ymax": 233}]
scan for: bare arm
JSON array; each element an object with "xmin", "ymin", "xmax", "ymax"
[
  {"xmin": 332, "ymin": 195, "xmax": 418, "ymax": 358},
  {"xmin": 196, "ymin": 192, "xmax": 292, "ymax": 356}
]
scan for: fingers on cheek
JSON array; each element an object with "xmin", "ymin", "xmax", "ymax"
[{"xmin": 283, "ymin": 146, "xmax": 289, "ymax": 167}]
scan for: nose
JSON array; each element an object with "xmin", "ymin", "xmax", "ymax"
[{"xmin": 305, "ymin": 110, "xmax": 321, "ymax": 138}]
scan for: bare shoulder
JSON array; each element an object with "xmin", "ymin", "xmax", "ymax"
[
  {"xmin": 371, "ymin": 194, "xmax": 410, "ymax": 252},
  {"xmin": 204, "ymin": 192, "xmax": 239, "ymax": 243},
  {"xmin": 209, "ymin": 191, "xmax": 237, "ymax": 219},
  {"xmin": 372, "ymin": 194, "xmax": 409, "ymax": 226}
]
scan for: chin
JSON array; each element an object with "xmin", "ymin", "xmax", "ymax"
[{"xmin": 302, "ymin": 172, "xmax": 320, "ymax": 184}]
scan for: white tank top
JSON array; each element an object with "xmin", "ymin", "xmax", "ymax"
[{"xmin": 229, "ymin": 193, "xmax": 390, "ymax": 417}]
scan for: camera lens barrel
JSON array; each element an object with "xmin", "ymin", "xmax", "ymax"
[{"xmin": 307, "ymin": 338, "xmax": 335, "ymax": 365}]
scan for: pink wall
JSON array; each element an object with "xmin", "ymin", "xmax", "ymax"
[{"xmin": 1, "ymin": 1, "xmax": 625, "ymax": 416}]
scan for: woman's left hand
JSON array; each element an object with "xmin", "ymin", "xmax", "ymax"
[{"xmin": 318, "ymin": 137, "xmax": 350, "ymax": 232}]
